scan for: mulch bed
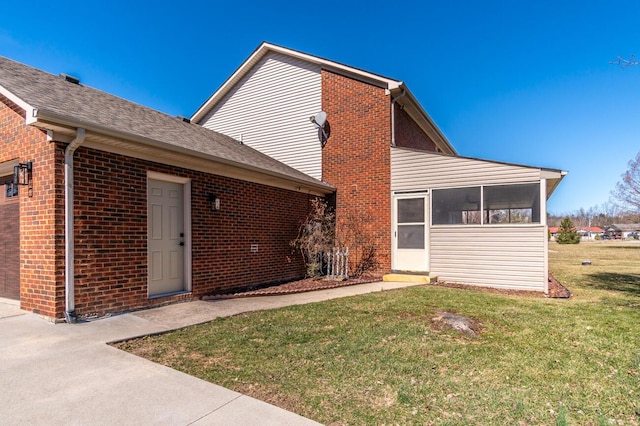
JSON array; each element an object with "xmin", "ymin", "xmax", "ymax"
[
  {"xmin": 547, "ymin": 272, "xmax": 572, "ymax": 298},
  {"xmin": 202, "ymin": 273, "xmax": 571, "ymax": 300},
  {"xmin": 202, "ymin": 274, "xmax": 383, "ymax": 300},
  {"xmin": 431, "ymin": 274, "xmax": 571, "ymax": 299}
]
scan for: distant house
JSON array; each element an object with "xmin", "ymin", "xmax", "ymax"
[
  {"xmin": 549, "ymin": 226, "xmax": 604, "ymax": 240},
  {"xmin": 578, "ymin": 226, "xmax": 605, "ymax": 240},
  {"xmin": 603, "ymin": 224, "xmax": 640, "ymax": 239}
]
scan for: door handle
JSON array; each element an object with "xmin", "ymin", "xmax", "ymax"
[{"xmin": 179, "ymin": 242, "xmax": 185, "ymax": 246}]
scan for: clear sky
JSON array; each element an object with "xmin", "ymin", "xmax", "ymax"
[{"xmin": 2, "ymin": 0, "xmax": 639, "ymax": 214}]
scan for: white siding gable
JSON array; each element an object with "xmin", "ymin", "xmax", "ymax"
[{"xmin": 199, "ymin": 52, "xmax": 323, "ymax": 180}]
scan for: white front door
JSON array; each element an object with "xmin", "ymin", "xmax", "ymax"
[
  {"xmin": 148, "ymin": 178, "xmax": 186, "ymax": 296},
  {"xmin": 392, "ymin": 193, "xmax": 429, "ymax": 272}
]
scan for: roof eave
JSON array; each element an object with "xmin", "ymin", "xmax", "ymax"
[
  {"xmin": 0, "ymin": 84, "xmax": 34, "ymax": 113},
  {"xmin": 29, "ymin": 108, "xmax": 334, "ymax": 196},
  {"xmin": 542, "ymin": 169, "xmax": 568, "ymax": 199}
]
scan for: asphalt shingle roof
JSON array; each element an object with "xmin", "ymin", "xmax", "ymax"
[{"xmin": 0, "ymin": 56, "xmax": 332, "ymax": 191}]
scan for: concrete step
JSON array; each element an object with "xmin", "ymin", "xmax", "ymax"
[{"xmin": 382, "ymin": 273, "xmax": 436, "ymax": 284}]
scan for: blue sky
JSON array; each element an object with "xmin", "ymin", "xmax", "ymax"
[{"xmin": 2, "ymin": 0, "xmax": 639, "ymax": 214}]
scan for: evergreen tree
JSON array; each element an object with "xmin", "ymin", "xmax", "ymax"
[{"xmin": 556, "ymin": 217, "xmax": 581, "ymax": 244}]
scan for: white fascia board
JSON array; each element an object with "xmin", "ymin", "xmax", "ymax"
[
  {"xmin": 191, "ymin": 42, "xmax": 404, "ymax": 123},
  {"xmin": 0, "ymin": 84, "xmax": 34, "ymax": 114},
  {"xmin": 191, "ymin": 44, "xmax": 270, "ymax": 123},
  {"xmin": 541, "ymin": 169, "xmax": 567, "ymax": 179},
  {"xmin": 263, "ymin": 43, "xmax": 401, "ymax": 87},
  {"xmin": 29, "ymin": 108, "xmax": 334, "ymax": 196}
]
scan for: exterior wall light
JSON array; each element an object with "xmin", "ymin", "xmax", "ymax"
[
  {"xmin": 208, "ymin": 193, "xmax": 220, "ymax": 211},
  {"xmin": 13, "ymin": 161, "xmax": 33, "ymax": 197}
]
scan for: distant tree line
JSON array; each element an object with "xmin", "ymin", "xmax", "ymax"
[
  {"xmin": 548, "ymin": 151, "xmax": 640, "ymax": 227},
  {"xmin": 547, "ymin": 203, "xmax": 639, "ymax": 228}
]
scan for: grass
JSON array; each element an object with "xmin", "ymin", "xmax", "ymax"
[{"xmin": 117, "ymin": 241, "xmax": 640, "ymax": 425}]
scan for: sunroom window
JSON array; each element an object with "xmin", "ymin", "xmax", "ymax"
[
  {"xmin": 432, "ymin": 183, "xmax": 541, "ymax": 225},
  {"xmin": 432, "ymin": 186, "xmax": 481, "ymax": 225},
  {"xmin": 484, "ymin": 183, "xmax": 540, "ymax": 224}
]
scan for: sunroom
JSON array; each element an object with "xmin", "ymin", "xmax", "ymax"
[{"xmin": 390, "ymin": 147, "xmax": 566, "ymax": 292}]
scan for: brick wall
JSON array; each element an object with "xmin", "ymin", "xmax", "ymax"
[
  {"xmin": 2, "ymin": 95, "xmax": 314, "ymax": 320},
  {"xmin": 70, "ymin": 147, "xmax": 311, "ymax": 318},
  {"xmin": 0, "ymin": 95, "xmax": 64, "ymax": 318},
  {"xmin": 394, "ymin": 106, "xmax": 437, "ymax": 151},
  {"xmin": 321, "ymin": 71, "xmax": 392, "ymax": 270}
]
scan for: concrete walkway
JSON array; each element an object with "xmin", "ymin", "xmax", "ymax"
[{"xmin": 0, "ymin": 281, "xmax": 422, "ymax": 425}]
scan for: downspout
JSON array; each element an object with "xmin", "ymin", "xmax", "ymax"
[
  {"xmin": 390, "ymin": 89, "xmax": 406, "ymax": 146},
  {"xmin": 64, "ymin": 128, "xmax": 86, "ymax": 323}
]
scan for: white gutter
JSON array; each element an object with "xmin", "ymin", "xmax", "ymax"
[{"xmin": 64, "ymin": 128, "xmax": 86, "ymax": 323}]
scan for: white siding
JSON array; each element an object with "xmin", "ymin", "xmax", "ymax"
[
  {"xmin": 430, "ymin": 226, "xmax": 546, "ymax": 291},
  {"xmin": 391, "ymin": 148, "xmax": 541, "ymax": 191},
  {"xmin": 391, "ymin": 147, "xmax": 548, "ymax": 291},
  {"xmin": 199, "ymin": 52, "xmax": 323, "ymax": 180}
]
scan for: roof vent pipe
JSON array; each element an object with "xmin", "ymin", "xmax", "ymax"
[{"xmin": 64, "ymin": 128, "xmax": 86, "ymax": 323}]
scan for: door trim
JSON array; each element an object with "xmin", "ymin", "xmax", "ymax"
[
  {"xmin": 391, "ymin": 191, "xmax": 429, "ymax": 273},
  {"xmin": 147, "ymin": 171, "xmax": 192, "ymax": 296}
]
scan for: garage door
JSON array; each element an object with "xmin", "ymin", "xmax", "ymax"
[{"xmin": 0, "ymin": 176, "xmax": 20, "ymax": 300}]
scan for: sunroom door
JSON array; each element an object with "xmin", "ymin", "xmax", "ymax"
[{"xmin": 392, "ymin": 193, "xmax": 429, "ymax": 272}]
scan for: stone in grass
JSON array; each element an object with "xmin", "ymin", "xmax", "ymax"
[
  {"xmin": 581, "ymin": 260, "xmax": 592, "ymax": 266},
  {"xmin": 431, "ymin": 312, "xmax": 481, "ymax": 336}
]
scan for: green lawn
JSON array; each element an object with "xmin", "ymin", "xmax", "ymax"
[{"xmin": 117, "ymin": 241, "xmax": 640, "ymax": 425}]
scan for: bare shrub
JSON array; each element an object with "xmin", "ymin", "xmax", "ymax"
[
  {"xmin": 291, "ymin": 199, "xmax": 381, "ymax": 278},
  {"xmin": 290, "ymin": 199, "xmax": 335, "ymax": 277},
  {"xmin": 336, "ymin": 209, "xmax": 380, "ymax": 277}
]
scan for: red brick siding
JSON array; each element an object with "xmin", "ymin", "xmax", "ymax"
[
  {"xmin": 321, "ymin": 71, "xmax": 392, "ymax": 270},
  {"xmin": 2, "ymin": 94, "xmax": 313, "ymax": 320},
  {"xmin": 0, "ymin": 95, "xmax": 64, "ymax": 318},
  {"xmin": 394, "ymin": 106, "xmax": 437, "ymax": 151},
  {"xmin": 70, "ymin": 147, "xmax": 310, "ymax": 318}
]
